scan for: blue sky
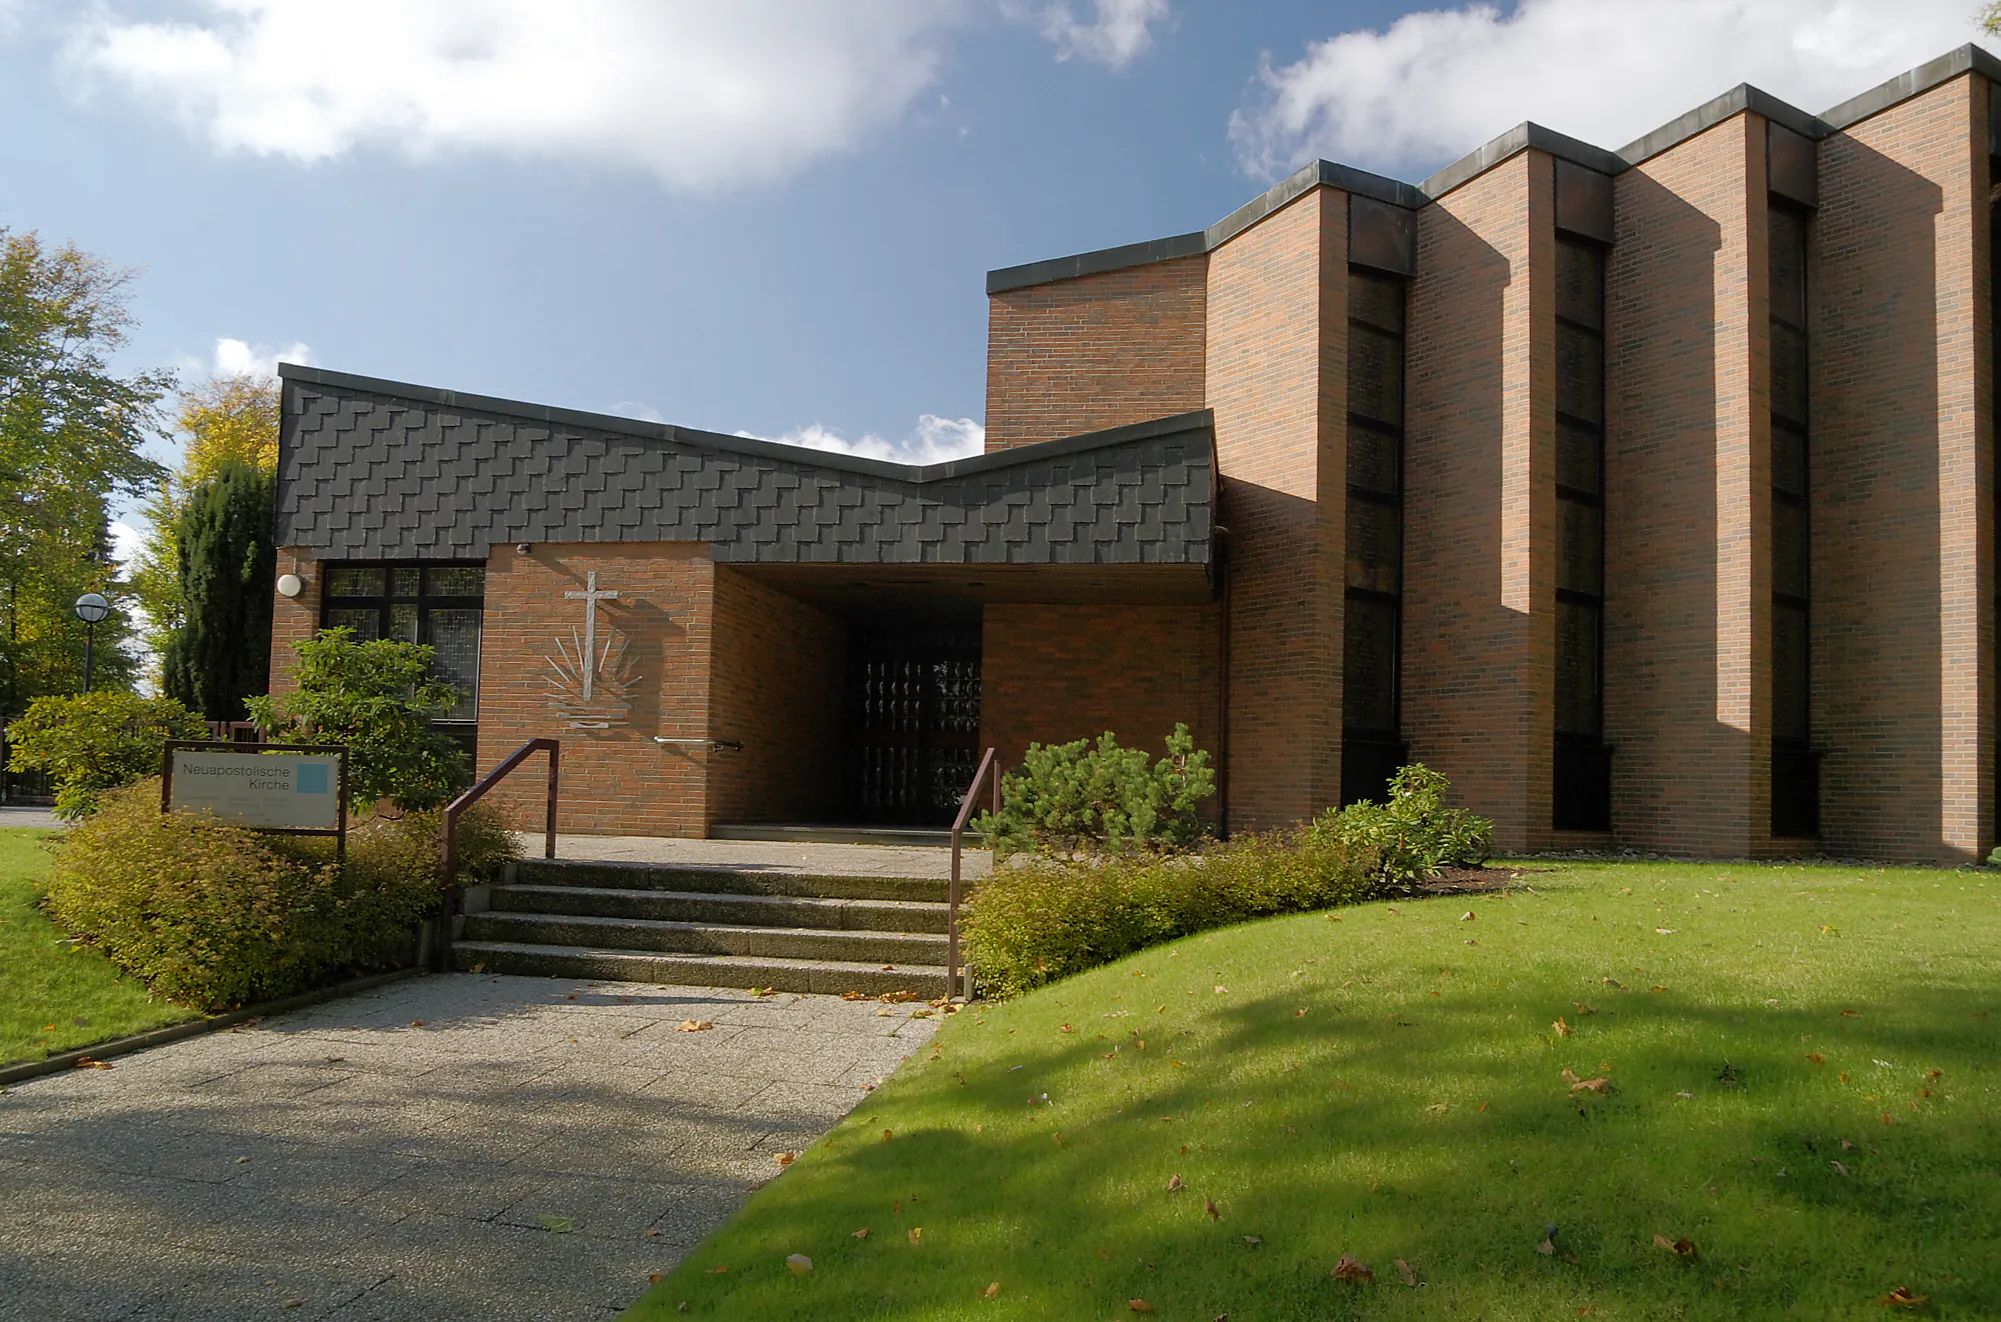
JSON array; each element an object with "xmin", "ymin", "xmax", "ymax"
[{"xmin": 0, "ymin": 0, "xmax": 1993, "ymax": 526}]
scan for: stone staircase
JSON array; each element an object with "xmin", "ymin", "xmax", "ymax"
[{"xmin": 451, "ymin": 858, "xmax": 955, "ymax": 997}]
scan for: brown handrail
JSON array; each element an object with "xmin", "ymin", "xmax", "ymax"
[
  {"xmin": 948, "ymin": 746, "xmax": 1001, "ymax": 1001},
  {"xmin": 438, "ymin": 738, "xmax": 559, "ymax": 969}
]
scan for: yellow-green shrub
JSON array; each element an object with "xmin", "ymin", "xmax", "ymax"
[
  {"xmin": 962, "ymin": 827, "xmax": 1381, "ymax": 1000},
  {"xmin": 42, "ymin": 782, "xmax": 518, "ymax": 1010}
]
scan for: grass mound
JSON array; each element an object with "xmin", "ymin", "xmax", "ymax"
[
  {"xmin": 625, "ymin": 860, "xmax": 2001, "ymax": 1320},
  {"xmin": 0, "ymin": 828, "xmax": 197, "ymax": 1066}
]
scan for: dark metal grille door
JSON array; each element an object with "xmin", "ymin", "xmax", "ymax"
[{"xmin": 846, "ymin": 622, "xmax": 981, "ymax": 825}]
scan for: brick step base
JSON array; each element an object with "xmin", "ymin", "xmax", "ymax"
[
  {"xmin": 462, "ymin": 909, "xmax": 948, "ymax": 965},
  {"xmin": 488, "ymin": 883, "xmax": 952, "ymax": 934},
  {"xmin": 709, "ymin": 823, "xmax": 980, "ymax": 848},
  {"xmin": 452, "ymin": 940, "xmax": 951, "ymax": 998}
]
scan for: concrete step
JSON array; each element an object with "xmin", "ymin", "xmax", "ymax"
[
  {"xmin": 487, "ymin": 883, "xmax": 952, "ymax": 934},
  {"xmin": 452, "ymin": 940, "xmax": 952, "ymax": 997},
  {"xmin": 462, "ymin": 909, "xmax": 949, "ymax": 965},
  {"xmin": 510, "ymin": 858, "xmax": 953, "ymax": 905},
  {"xmin": 710, "ymin": 823, "xmax": 982, "ymax": 848}
]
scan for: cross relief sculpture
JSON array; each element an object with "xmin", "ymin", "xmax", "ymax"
[{"xmin": 546, "ymin": 570, "xmax": 641, "ymax": 728}]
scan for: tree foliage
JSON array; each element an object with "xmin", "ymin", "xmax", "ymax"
[
  {"xmin": 5, "ymin": 689, "xmax": 209, "ymax": 819},
  {"xmin": 1305, "ymin": 763, "xmax": 1493, "ymax": 886},
  {"xmin": 973, "ymin": 724, "xmax": 1216, "ymax": 857},
  {"xmin": 129, "ymin": 375, "xmax": 279, "ymax": 655},
  {"xmin": 160, "ymin": 460, "xmax": 275, "ymax": 721},
  {"xmin": 245, "ymin": 628, "xmax": 471, "ymax": 811},
  {"xmin": 0, "ymin": 229, "xmax": 171, "ymax": 718}
]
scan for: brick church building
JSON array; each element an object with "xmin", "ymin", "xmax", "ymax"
[{"xmin": 272, "ymin": 45, "xmax": 2001, "ymax": 864}]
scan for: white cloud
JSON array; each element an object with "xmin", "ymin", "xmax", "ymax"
[
  {"xmin": 1230, "ymin": 0, "xmax": 1999, "ymax": 180},
  {"xmin": 739, "ymin": 414, "xmax": 985, "ymax": 465},
  {"xmin": 210, "ymin": 335, "xmax": 310, "ymax": 381},
  {"xmin": 63, "ymin": 0, "xmax": 960, "ymax": 191},
  {"xmin": 108, "ymin": 520, "xmax": 146, "ymax": 573},
  {"xmin": 1029, "ymin": 0, "xmax": 1169, "ymax": 70}
]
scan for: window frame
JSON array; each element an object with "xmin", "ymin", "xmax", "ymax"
[{"xmin": 318, "ymin": 559, "xmax": 487, "ymax": 726}]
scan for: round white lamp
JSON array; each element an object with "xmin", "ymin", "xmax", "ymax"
[
  {"xmin": 276, "ymin": 573, "xmax": 304, "ymax": 598},
  {"xmin": 72, "ymin": 592, "xmax": 110, "ymax": 693}
]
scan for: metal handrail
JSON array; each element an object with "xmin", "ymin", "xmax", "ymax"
[
  {"xmin": 438, "ymin": 739, "xmax": 560, "ymax": 969},
  {"xmin": 947, "ymin": 747, "xmax": 1001, "ymax": 1001}
]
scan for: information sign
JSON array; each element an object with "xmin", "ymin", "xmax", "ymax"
[{"xmin": 162, "ymin": 744, "xmax": 347, "ymax": 834}]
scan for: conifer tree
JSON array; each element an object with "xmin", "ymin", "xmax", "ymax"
[{"xmin": 160, "ymin": 461, "xmax": 274, "ymax": 721}]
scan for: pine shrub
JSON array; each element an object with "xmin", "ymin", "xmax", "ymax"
[
  {"xmin": 973, "ymin": 723, "xmax": 1216, "ymax": 857},
  {"xmin": 1306, "ymin": 762, "xmax": 1493, "ymax": 886}
]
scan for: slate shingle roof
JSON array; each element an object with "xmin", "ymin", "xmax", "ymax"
[{"xmin": 275, "ymin": 367, "xmax": 1214, "ymax": 569}]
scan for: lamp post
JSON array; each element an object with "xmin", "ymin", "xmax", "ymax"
[{"xmin": 73, "ymin": 593, "xmax": 110, "ymax": 693}]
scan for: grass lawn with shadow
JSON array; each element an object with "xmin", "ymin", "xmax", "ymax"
[
  {"xmin": 0, "ymin": 827, "xmax": 197, "ymax": 1066},
  {"xmin": 626, "ymin": 860, "xmax": 2001, "ymax": 1320}
]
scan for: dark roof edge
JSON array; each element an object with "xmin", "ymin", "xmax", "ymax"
[
  {"xmin": 986, "ymin": 233, "xmax": 1207, "ymax": 295},
  {"xmin": 1819, "ymin": 43, "xmax": 2001, "ymax": 132},
  {"xmin": 1618, "ymin": 84, "xmax": 1826, "ymax": 166},
  {"xmin": 985, "ymin": 160, "xmax": 1420, "ymax": 295},
  {"xmin": 1421, "ymin": 122, "xmax": 1627, "ymax": 199},
  {"xmin": 277, "ymin": 364, "xmax": 1211, "ymax": 486}
]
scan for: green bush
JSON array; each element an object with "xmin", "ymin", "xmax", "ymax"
[
  {"xmin": 1308, "ymin": 762, "xmax": 1493, "ymax": 886},
  {"xmin": 41, "ymin": 780, "xmax": 518, "ymax": 1010},
  {"xmin": 246, "ymin": 628, "xmax": 471, "ymax": 811},
  {"xmin": 972, "ymin": 724, "xmax": 1216, "ymax": 857},
  {"xmin": 5, "ymin": 690, "xmax": 210, "ymax": 819},
  {"xmin": 963, "ymin": 828, "xmax": 1380, "ymax": 1000}
]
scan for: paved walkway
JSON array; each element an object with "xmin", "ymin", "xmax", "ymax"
[
  {"xmin": 532, "ymin": 834, "xmax": 992, "ymax": 881},
  {"xmin": 0, "ymin": 806, "xmax": 61, "ymax": 830},
  {"xmin": 0, "ymin": 973, "xmax": 938, "ymax": 1321}
]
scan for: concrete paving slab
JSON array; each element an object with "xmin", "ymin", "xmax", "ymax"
[{"xmin": 0, "ymin": 971, "xmax": 932, "ymax": 1322}]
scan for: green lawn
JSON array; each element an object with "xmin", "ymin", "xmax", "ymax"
[
  {"xmin": 628, "ymin": 860, "xmax": 2001, "ymax": 1320},
  {"xmin": 0, "ymin": 827, "xmax": 197, "ymax": 1066}
]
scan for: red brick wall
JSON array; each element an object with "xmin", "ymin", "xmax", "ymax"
[
  {"xmin": 980, "ymin": 604, "xmax": 1223, "ymax": 800},
  {"xmin": 268, "ymin": 547, "xmax": 320, "ymax": 699},
  {"xmin": 1404, "ymin": 150, "xmax": 1555, "ymax": 851},
  {"xmin": 706, "ymin": 569, "xmax": 848, "ymax": 826},
  {"xmin": 1204, "ymin": 188, "xmax": 1347, "ymax": 830},
  {"xmin": 1605, "ymin": 113, "xmax": 1770, "ymax": 857},
  {"xmin": 477, "ymin": 543, "xmax": 714, "ymax": 835},
  {"xmin": 1814, "ymin": 73, "xmax": 1993, "ymax": 862},
  {"xmin": 985, "ymin": 255, "xmax": 1209, "ymax": 452}
]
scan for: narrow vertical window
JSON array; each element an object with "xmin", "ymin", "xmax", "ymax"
[
  {"xmin": 1769, "ymin": 204, "xmax": 1816, "ymax": 836},
  {"xmin": 1340, "ymin": 269, "xmax": 1407, "ymax": 803},
  {"xmin": 1553, "ymin": 237, "xmax": 1611, "ymax": 830}
]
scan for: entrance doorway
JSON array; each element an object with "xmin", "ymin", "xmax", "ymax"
[{"xmin": 843, "ymin": 617, "xmax": 982, "ymax": 825}]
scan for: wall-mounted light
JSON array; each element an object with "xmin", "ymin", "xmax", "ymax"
[
  {"xmin": 276, "ymin": 573, "xmax": 304, "ymax": 598},
  {"xmin": 516, "ymin": 543, "xmax": 534, "ymax": 555}
]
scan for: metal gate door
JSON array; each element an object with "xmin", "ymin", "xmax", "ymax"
[{"xmin": 844, "ymin": 620, "xmax": 981, "ymax": 825}]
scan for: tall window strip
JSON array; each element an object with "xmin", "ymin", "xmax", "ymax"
[
  {"xmin": 1769, "ymin": 204, "xmax": 1817, "ymax": 836},
  {"xmin": 1553, "ymin": 237, "xmax": 1611, "ymax": 830},
  {"xmin": 320, "ymin": 562, "xmax": 486, "ymax": 725},
  {"xmin": 1340, "ymin": 268, "xmax": 1408, "ymax": 805}
]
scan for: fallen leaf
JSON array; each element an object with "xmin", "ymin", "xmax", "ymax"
[
  {"xmin": 1656, "ymin": 928, "xmax": 1676, "ymax": 935},
  {"xmin": 410, "ymin": 1020, "xmax": 426, "ymax": 1027},
  {"xmin": 908, "ymin": 1227, "xmax": 922, "ymax": 1245},
  {"xmin": 1204, "ymin": 1198, "xmax": 1221, "ymax": 1220},
  {"xmin": 841, "ymin": 991, "xmax": 870, "ymax": 1001},
  {"xmin": 1878, "ymin": 1286, "xmax": 1929, "ymax": 1308},
  {"xmin": 1572, "ymin": 1003, "xmax": 1598, "ymax": 1015},
  {"xmin": 774, "ymin": 1152, "xmax": 796, "ymax": 1167},
  {"xmin": 1653, "ymin": 1234, "xmax": 1698, "ymax": 1260},
  {"xmin": 1573, "ymin": 1076, "xmax": 1610, "ymax": 1094},
  {"xmin": 1426, "ymin": 1101, "xmax": 1449, "ymax": 1113},
  {"xmin": 1554, "ymin": 1017, "xmax": 1573, "ymax": 1038},
  {"xmin": 1060, "ymin": 1024, "xmax": 1076, "ymax": 1033},
  {"xmin": 1167, "ymin": 1174, "xmax": 1185, "ymax": 1192},
  {"xmin": 676, "ymin": 1020, "xmax": 714, "ymax": 1032},
  {"xmin": 282, "ymin": 1300, "xmax": 302, "ymax": 1310},
  {"xmin": 1214, "ymin": 985, "xmax": 1229, "ymax": 994},
  {"xmin": 1397, "ymin": 1258, "xmax": 1417, "ymax": 1286},
  {"xmin": 709, "ymin": 1266, "xmax": 728, "ymax": 1274},
  {"xmin": 1129, "ymin": 1301, "xmax": 1155, "ymax": 1314},
  {"xmin": 883, "ymin": 1129, "xmax": 893, "ymax": 1141},
  {"xmin": 750, "ymin": 986, "xmax": 777, "ymax": 998},
  {"xmin": 1881, "ymin": 1112, "xmax": 1896, "ymax": 1126},
  {"xmin": 1842, "ymin": 1009, "xmax": 1861, "ymax": 1018},
  {"xmin": 852, "ymin": 1226, "xmax": 870, "ymax": 1239},
  {"xmin": 1332, "ymin": 1253, "xmax": 1374, "ymax": 1282},
  {"xmin": 981, "ymin": 1281, "xmax": 1000, "ymax": 1299},
  {"xmin": 1842, "ymin": 1139, "xmax": 1857, "ymax": 1151},
  {"xmin": 1537, "ymin": 1224, "xmax": 1559, "ymax": 1255},
  {"xmin": 1807, "ymin": 1053, "xmax": 1825, "ymax": 1064},
  {"xmin": 1295, "ymin": 1007, "xmax": 1307, "ymax": 1017},
  {"xmin": 1243, "ymin": 1235, "xmax": 1262, "ymax": 1246},
  {"xmin": 646, "ymin": 1229, "xmax": 661, "ymax": 1239},
  {"xmin": 786, "ymin": 1253, "xmax": 812, "ymax": 1274},
  {"xmin": 470, "ymin": 962, "xmax": 486, "ymax": 974},
  {"xmin": 539, "ymin": 1214, "xmax": 573, "ymax": 1234},
  {"xmin": 1650, "ymin": 985, "xmax": 1666, "ymax": 993},
  {"xmin": 1831, "ymin": 1160, "xmax": 1851, "ymax": 1176},
  {"xmin": 1603, "ymin": 977, "xmax": 1624, "ymax": 989},
  {"xmin": 1461, "ymin": 911, "xmax": 1476, "ymax": 921},
  {"xmin": 73, "ymin": 1057, "xmax": 112, "ymax": 1070}
]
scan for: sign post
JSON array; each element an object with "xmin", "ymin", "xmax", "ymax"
[{"xmin": 161, "ymin": 742, "xmax": 349, "ymax": 858}]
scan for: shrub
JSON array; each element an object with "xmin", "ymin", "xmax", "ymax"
[
  {"xmin": 963, "ymin": 827, "xmax": 1381, "ymax": 1000},
  {"xmin": 245, "ymin": 628, "xmax": 471, "ymax": 811},
  {"xmin": 5, "ymin": 690, "xmax": 210, "ymax": 819},
  {"xmin": 972, "ymin": 724, "xmax": 1216, "ymax": 857},
  {"xmin": 1308, "ymin": 763, "xmax": 1493, "ymax": 886},
  {"xmin": 41, "ymin": 781, "xmax": 515, "ymax": 1009}
]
